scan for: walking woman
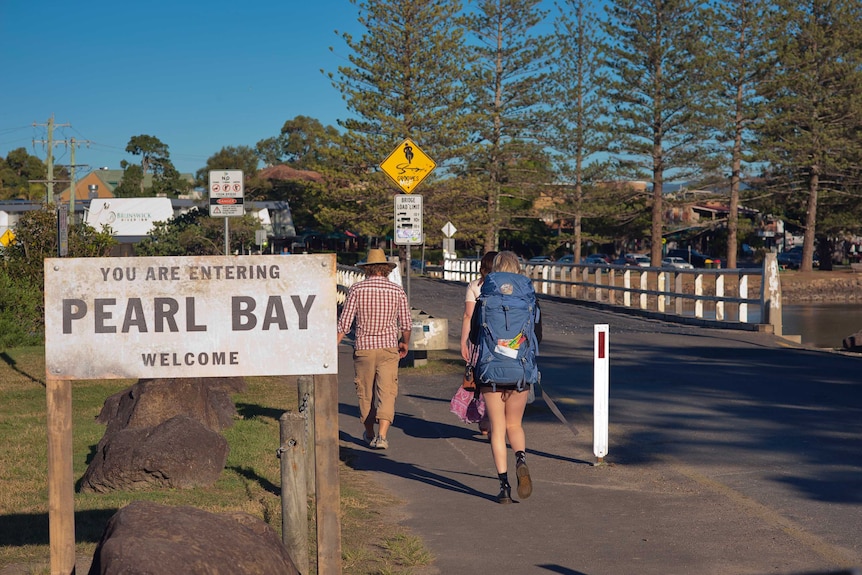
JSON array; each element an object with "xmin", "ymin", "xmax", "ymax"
[
  {"xmin": 470, "ymin": 251, "xmax": 541, "ymax": 503},
  {"xmin": 460, "ymin": 251, "xmax": 497, "ymax": 435}
]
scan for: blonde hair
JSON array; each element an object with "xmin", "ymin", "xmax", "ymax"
[{"xmin": 493, "ymin": 251, "xmax": 522, "ymax": 274}]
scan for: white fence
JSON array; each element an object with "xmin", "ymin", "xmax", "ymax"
[{"xmin": 442, "ymin": 255, "xmax": 783, "ymax": 335}]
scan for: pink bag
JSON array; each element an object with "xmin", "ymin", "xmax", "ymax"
[{"xmin": 450, "ymin": 386, "xmax": 485, "ymax": 424}]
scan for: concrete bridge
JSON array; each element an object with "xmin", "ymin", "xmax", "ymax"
[{"xmin": 336, "ymin": 275, "xmax": 862, "ymax": 574}]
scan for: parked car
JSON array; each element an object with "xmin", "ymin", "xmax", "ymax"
[
  {"xmin": 556, "ymin": 254, "xmax": 575, "ymax": 264},
  {"xmin": 527, "ymin": 255, "xmax": 553, "ymax": 264},
  {"xmin": 777, "ymin": 251, "xmax": 802, "ymax": 269},
  {"xmin": 632, "ymin": 254, "xmax": 651, "ymax": 267},
  {"xmin": 665, "ymin": 248, "xmax": 721, "ymax": 269},
  {"xmin": 780, "ymin": 246, "xmax": 819, "ymax": 269},
  {"xmin": 582, "ymin": 254, "xmax": 611, "ymax": 265},
  {"xmin": 614, "ymin": 253, "xmax": 650, "ymax": 267},
  {"xmin": 662, "ymin": 256, "xmax": 695, "ymax": 270}
]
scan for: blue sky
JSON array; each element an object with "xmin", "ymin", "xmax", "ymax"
[{"xmin": 0, "ymin": 0, "xmax": 364, "ymax": 175}]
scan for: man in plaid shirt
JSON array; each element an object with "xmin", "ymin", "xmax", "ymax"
[{"xmin": 337, "ymin": 248, "xmax": 412, "ymax": 449}]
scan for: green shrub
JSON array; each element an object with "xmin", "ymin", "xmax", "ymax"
[
  {"xmin": 0, "ymin": 207, "xmax": 117, "ymax": 347},
  {"xmin": 0, "ymin": 272, "xmax": 43, "ymax": 347}
]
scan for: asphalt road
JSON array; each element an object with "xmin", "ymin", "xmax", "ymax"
[{"xmin": 338, "ymin": 276, "xmax": 862, "ymax": 574}]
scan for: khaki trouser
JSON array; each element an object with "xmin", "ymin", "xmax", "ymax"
[{"xmin": 353, "ymin": 347, "xmax": 400, "ymax": 424}]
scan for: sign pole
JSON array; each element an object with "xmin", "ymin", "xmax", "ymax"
[
  {"xmin": 224, "ymin": 218, "xmax": 229, "ymax": 256},
  {"xmin": 406, "ymin": 244, "xmax": 411, "ymax": 303},
  {"xmin": 46, "ymin": 374, "xmax": 75, "ymax": 574}
]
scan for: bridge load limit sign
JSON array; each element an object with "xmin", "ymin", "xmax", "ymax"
[
  {"xmin": 380, "ymin": 139, "xmax": 436, "ymax": 193},
  {"xmin": 394, "ymin": 194, "xmax": 422, "ymax": 245},
  {"xmin": 209, "ymin": 169, "xmax": 244, "ymax": 217}
]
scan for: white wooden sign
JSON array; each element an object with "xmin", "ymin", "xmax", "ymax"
[{"xmin": 44, "ymin": 254, "xmax": 337, "ymax": 379}]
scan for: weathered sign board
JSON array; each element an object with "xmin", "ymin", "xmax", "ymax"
[
  {"xmin": 43, "ymin": 253, "xmax": 341, "ymax": 575},
  {"xmin": 44, "ymin": 254, "xmax": 338, "ymax": 379}
]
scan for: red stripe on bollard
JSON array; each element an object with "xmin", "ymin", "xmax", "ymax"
[{"xmin": 598, "ymin": 331, "xmax": 605, "ymax": 359}]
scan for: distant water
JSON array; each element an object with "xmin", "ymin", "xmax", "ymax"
[
  {"xmin": 782, "ymin": 303, "xmax": 862, "ymax": 349},
  {"xmin": 680, "ymin": 302, "xmax": 862, "ymax": 349}
]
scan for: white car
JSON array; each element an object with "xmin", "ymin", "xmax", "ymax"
[
  {"xmin": 662, "ymin": 256, "xmax": 694, "ymax": 269},
  {"xmin": 627, "ymin": 253, "xmax": 651, "ymax": 267}
]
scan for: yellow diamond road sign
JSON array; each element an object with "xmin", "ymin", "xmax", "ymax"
[
  {"xmin": 380, "ymin": 139, "xmax": 436, "ymax": 193},
  {"xmin": 0, "ymin": 229, "xmax": 14, "ymax": 247}
]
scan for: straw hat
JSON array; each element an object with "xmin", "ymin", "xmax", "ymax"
[{"xmin": 357, "ymin": 248, "xmax": 397, "ymax": 269}]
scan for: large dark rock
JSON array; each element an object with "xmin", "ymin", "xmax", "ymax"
[
  {"xmin": 96, "ymin": 377, "xmax": 246, "ymax": 434},
  {"xmin": 88, "ymin": 500, "xmax": 299, "ymax": 575},
  {"xmin": 80, "ymin": 415, "xmax": 229, "ymax": 493},
  {"xmin": 80, "ymin": 377, "xmax": 245, "ymax": 493}
]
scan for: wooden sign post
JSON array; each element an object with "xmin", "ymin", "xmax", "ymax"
[
  {"xmin": 43, "ymin": 254, "xmax": 341, "ymax": 574},
  {"xmin": 45, "ymin": 377, "xmax": 75, "ymax": 574}
]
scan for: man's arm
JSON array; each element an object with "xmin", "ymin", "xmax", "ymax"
[
  {"xmin": 336, "ymin": 288, "xmax": 358, "ymax": 346},
  {"xmin": 398, "ymin": 330, "xmax": 410, "ymax": 358},
  {"xmin": 397, "ymin": 291, "xmax": 411, "ymax": 358}
]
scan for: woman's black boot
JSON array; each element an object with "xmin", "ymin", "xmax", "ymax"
[{"xmin": 497, "ymin": 473, "xmax": 512, "ymax": 504}]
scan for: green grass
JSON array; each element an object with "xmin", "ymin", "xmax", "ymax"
[{"xmin": 0, "ymin": 346, "xmax": 434, "ymax": 574}]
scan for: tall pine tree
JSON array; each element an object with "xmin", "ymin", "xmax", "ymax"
[
  {"xmin": 706, "ymin": 0, "xmax": 774, "ymax": 269},
  {"xmin": 463, "ymin": 0, "xmax": 554, "ymax": 253},
  {"xmin": 601, "ymin": 0, "xmax": 713, "ymax": 265},
  {"xmin": 325, "ymin": 0, "xmax": 473, "ymax": 242},
  {"xmin": 546, "ymin": 0, "xmax": 615, "ymax": 262},
  {"xmin": 756, "ymin": 0, "xmax": 862, "ymax": 271}
]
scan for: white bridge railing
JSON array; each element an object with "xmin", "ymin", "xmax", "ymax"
[{"xmin": 442, "ymin": 255, "xmax": 784, "ymax": 335}]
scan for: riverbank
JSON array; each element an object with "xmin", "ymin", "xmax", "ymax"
[{"xmin": 779, "ymin": 268, "xmax": 862, "ymax": 303}]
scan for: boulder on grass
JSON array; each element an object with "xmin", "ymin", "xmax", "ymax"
[
  {"xmin": 80, "ymin": 377, "xmax": 245, "ymax": 493},
  {"xmin": 97, "ymin": 377, "xmax": 246, "ymax": 434},
  {"xmin": 88, "ymin": 500, "xmax": 298, "ymax": 575},
  {"xmin": 80, "ymin": 415, "xmax": 229, "ymax": 493}
]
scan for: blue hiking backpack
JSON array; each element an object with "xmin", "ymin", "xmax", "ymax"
[{"xmin": 474, "ymin": 272, "xmax": 540, "ymax": 390}]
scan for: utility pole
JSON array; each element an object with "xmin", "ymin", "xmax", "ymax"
[
  {"xmin": 66, "ymin": 138, "xmax": 91, "ymax": 225},
  {"xmin": 33, "ymin": 114, "xmax": 70, "ymax": 205},
  {"xmin": 70, "ymin": 139, "xmax": 76, "ymax": 222}
]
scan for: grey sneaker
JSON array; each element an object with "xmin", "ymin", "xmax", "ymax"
[
  {"xmin": 363, "ymin": 432, "xmax": 375, "ymax": 447},
  {"xmin": 374, "ymin": 435, "xmax": 388, "ymax": 450}
]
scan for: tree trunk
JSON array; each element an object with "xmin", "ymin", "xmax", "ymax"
[{"xmin": 801, "ymin": 169, "xmax": 819, "ymax": 273}]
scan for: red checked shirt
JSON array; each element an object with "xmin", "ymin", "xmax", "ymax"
[{"xmin": 337, "ymin": 276, "xmax": 411, "ymax": 350}]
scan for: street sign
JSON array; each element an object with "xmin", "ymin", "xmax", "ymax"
[
  {"xmin": 0, "ymin": 229, "xmax": 14, "ymax": 247},
  {"xmin": 394, "ymin": 194, "xmax": 423, "ymax": 245},
  {"xmin": 58, "ymin": 204, "xmax": 68, "ymax": 257},
  {"xmin": 442, "ymin": 221, "xmax": 457, "ymax": 238},
  {"xmin": 380, "ymin": 139, "xmax": 436, "ymax": 194},
  {"xmin": 209, "ymin": 170, "xmax": 245, "ymax": 217}
]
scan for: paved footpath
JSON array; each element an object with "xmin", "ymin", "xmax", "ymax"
[{"xmin": 336, "ymin": 279, "xmax": 861, "ymax": 575}]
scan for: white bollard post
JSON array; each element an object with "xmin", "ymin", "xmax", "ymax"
[{"xmin": 593, "ymin": 324, "xmax": 610, "ymax": 465}]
